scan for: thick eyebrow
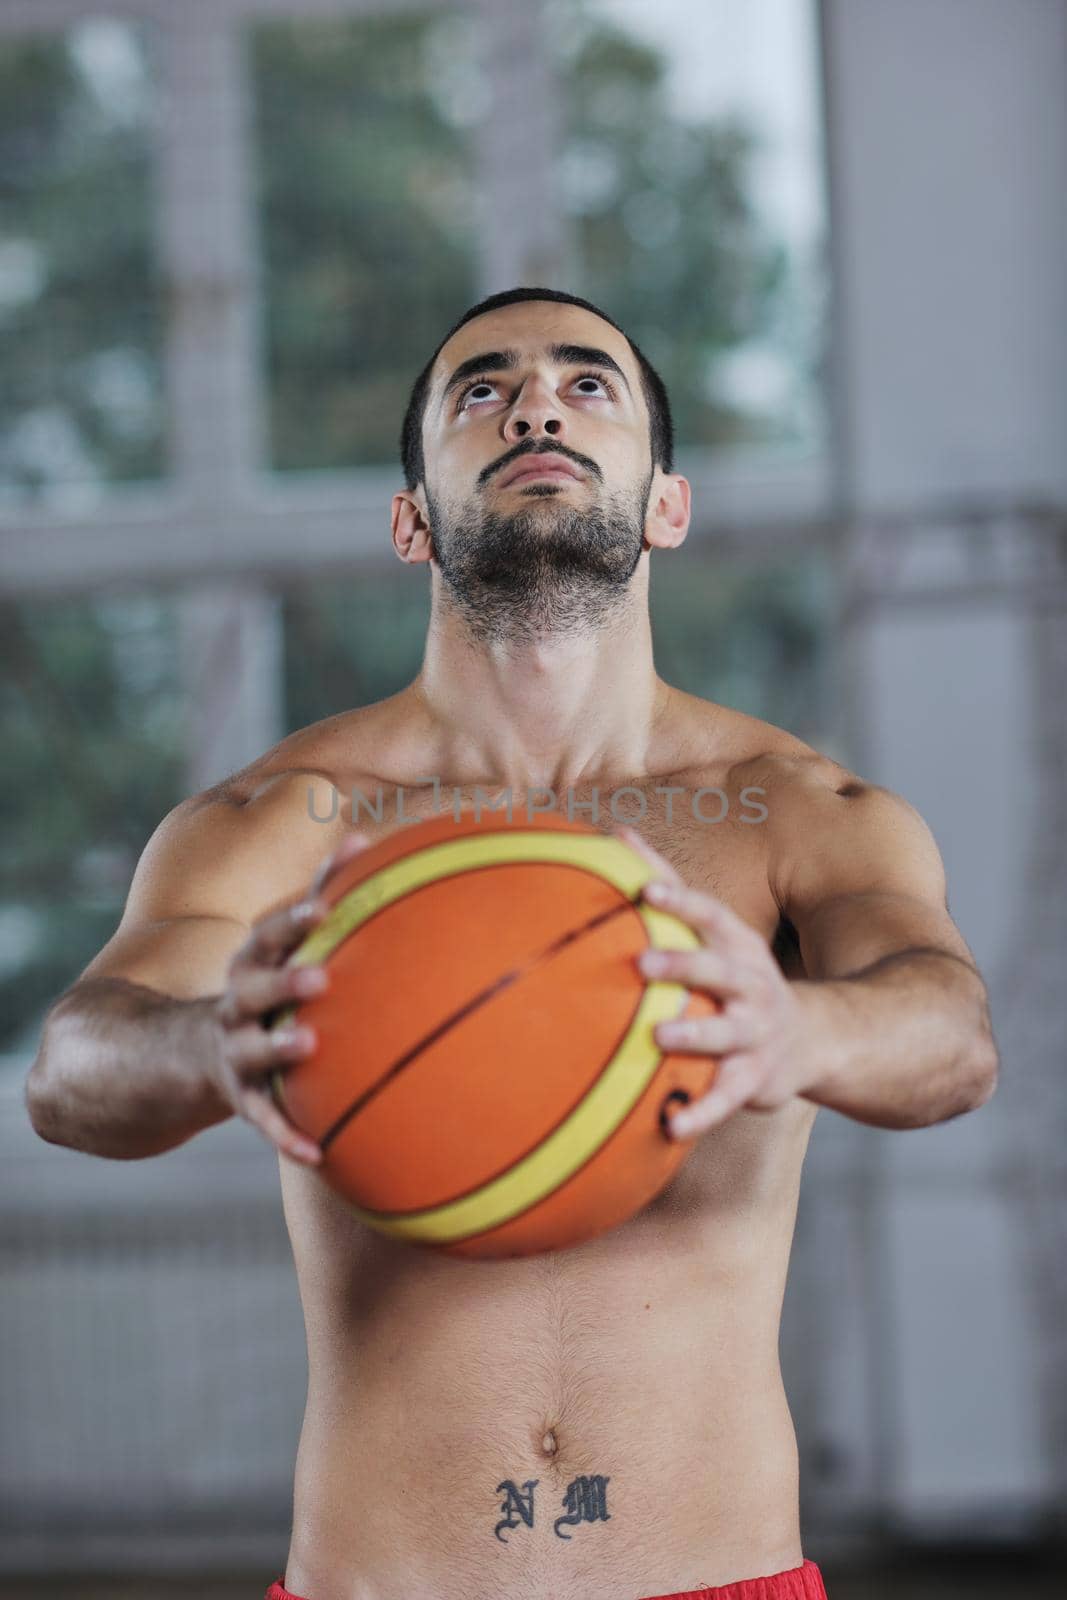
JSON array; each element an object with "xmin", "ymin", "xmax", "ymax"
[{"xmin": 439, "ymin": 343, "xmax": 633, "ymax": 409}]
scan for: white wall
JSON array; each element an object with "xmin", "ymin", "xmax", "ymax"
[
  {"xmin": 825, "ymin": 0, "xmax": 1067, "ymax": 511},
  {"xmin": 798, "ymin": 0, "xmax": 1067, "ymax": 1536}
]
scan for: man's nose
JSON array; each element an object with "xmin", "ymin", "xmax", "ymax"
[{"xmin": 503, "ymin": 376, "xmax": 565, "ymax": 439}]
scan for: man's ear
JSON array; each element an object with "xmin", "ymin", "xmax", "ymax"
[
  {"xmin": 643, "ymin": 472, "xmax": 691, "ymax": 553},
  {"xmin": 392, "ymin": 490, "xmax": 434, "ymax": 564}
]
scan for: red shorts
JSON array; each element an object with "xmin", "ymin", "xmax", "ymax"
[{"xmin": 266, "ymin": 1556, "xmax": 827, "ymax": 1599}]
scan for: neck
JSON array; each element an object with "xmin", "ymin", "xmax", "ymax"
[{"xmin": 410, "ymin": 584, "xmax": 670, "ymax": 796}]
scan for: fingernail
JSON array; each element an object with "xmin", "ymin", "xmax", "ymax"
[
  {"xmin": 277, "ymin": 1025, "xmax": 316, "ymax": 1050},
  {"xmin": 294, "ymin": 966, "xmax": 328, "ymax": 995},
  {"xmin": 640, "ymin": 950, "xmax": 667, "ymax": 975},
  {"xmin": 296, "ymin": 900, "xmax": 323, "ymax": 921}
]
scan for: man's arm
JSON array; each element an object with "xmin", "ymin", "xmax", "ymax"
[
  {"xmin": 27, "ymin": 973, "xmax": 234, "ymax": 1160},
  {"xmin": 770, "ymin": 762, "xmax": 999, "ymax": 1129},
  {"xmin": 26, "ymin": 793, "xmax": 263, "ymax": 1159},
  {"xmin": 26, "ymin": 777, "xmax": 357, "ymax": 1161}
]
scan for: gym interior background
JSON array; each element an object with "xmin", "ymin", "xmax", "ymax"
[{"xmin": 1, "ymin": 0, "xmax": 1066, "ymax": 1594}]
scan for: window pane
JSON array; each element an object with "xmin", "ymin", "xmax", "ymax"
[
  {"xmin": 649, "ymin": 553, "xmax": 835, "ymax": 745},
  {"xmin": 550, "ymin": 0, "xmax": 827, "ymax": 458},
  {"xmin": 252, "ymin": 9, "xmax": 485, "ymax": 473},
  {"xmin": 0, "ymin": 21, "xmax": 166, "ymax": 508},
  {"xmin": 0, "ymin": 594, "xmax": 185, "ymax": 1058},
  {"xmin": 283, "ymin": 573, "xmax": 431, "ymax": 730}
]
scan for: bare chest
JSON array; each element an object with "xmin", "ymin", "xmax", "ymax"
[{"xmin": 335, "ymin": 770, "xmax": 778, "ymax": 938}]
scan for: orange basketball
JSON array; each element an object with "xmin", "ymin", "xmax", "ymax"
[{"xmin": 269, "ymin": 805, "xmax": 719, "ymax": 1260}]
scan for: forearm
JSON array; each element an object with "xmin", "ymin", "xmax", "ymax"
[
  {"xmin": 26, "ymin": 978, "xmax": 232, "ymax": 1159},
  {"xmin": 795, "ymin": 949, "xmax": 999, "ymax": 1129}
]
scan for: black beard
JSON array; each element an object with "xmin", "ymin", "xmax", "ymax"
[{"xmin": 425, "ymin": 471, "xmax": 653, "ymax": 647}]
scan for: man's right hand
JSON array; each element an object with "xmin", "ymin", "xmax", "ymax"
[{"xmin": 210, "ymin": 830, "xmax": 371, "ymax": 1165}]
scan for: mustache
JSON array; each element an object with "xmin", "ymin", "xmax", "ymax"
[{"xmin": 481, "ymin": 442, "xmax": 599, "ymax": 488}]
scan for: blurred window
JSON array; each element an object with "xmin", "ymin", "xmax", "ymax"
[
  {"xmin": 252, "ymin": 0, "xmax": 826, "ymax": 472},
  {"xmin": 552, "ymin": 0, "xmax": 827, "ymax": 461},
  {"xmin": 0, "ymin": 593, "xmax": 184, "ymax": 1059},
  {"xmin": 0, "ymin": 19, "xmax": 166, "ymax": 509},
  {"xmin": 250, "ymin": 8, "xmax": 486, "ymax": 472}
]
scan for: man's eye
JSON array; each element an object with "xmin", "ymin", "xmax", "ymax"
[
  {"xmin": 458, "ymin": 372, "xmax": 616, "ymax": 409},
  {"xmin": 458, "ymin": 381, "xmax": 498, "ymax": 407}
]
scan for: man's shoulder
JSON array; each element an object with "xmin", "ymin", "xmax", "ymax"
[
  {"xmin": 728, "ymin": 744, "xmax": 869, "ymax": 803},
  {"xmin": 673, "ymin": 692, "xmax": 866, "ymax": 800},
  {"xmin": 202, "ymin": 699, "xmax": 399, "ymax": 809},
  {"xmin": 157, "ymin": 700, "xmax": 402, "ymax": 919},
  {"xmin": 674, "ymin": 701, "xmax": 893, "ymax": 889},
  {"xmin": 726, "ymin": 740, "xmax": 929, "ymax": 916},
  {"xmin": 724, "ymin": 736, "xmax": 882, "ymax": 863}
]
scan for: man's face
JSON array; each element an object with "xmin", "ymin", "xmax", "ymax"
[{"xmin": 418, "ymin": 301, "xmax": 658, "ymax": 645}]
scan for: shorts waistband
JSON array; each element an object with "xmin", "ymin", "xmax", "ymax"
[
  {"xmin": 267, "ymin": 1555, "xmax": 828, "ymax": 1600},
  {"xmin": 639, "ymin": 1558, "xmax": 829, "ymax": 1599}
]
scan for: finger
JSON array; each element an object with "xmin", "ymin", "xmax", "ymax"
[
  {"xmin": 640, "ymin": 877, "xmax": 768, "ymax": 959},
  {"xmin": 655, "ymin": 1007, "xmax": 756, "ymax": 1055},
  {"xmin": 309, "ymin": 830, "xmax": 372, "ymax": 897},
  {"xmin": 614, "ymin": 825, "xmax": 685, "ymax": 888},
  {"xmin": 670, "ymin": 1058, "xmax": 765, "ymax": 1138},
  {"xmin": 231, "ymin": 834, "xmax": 372, "ymax": 977},
  {"xmin": 638, "ymin": 946, "xmax": 750, "ymax": 999},
  {"xmin": 227, "ymin": 1019, "xmax": 318, "ymax": 1083},
  {"xmin": 218, "ymin": 962, "xmax": 329, "ymax": 1028},
  {"xmin": 232, "ymin": 898, "xmax": 327, "ymax": 973},
  {"xmin": 237, "ymin": 1083, "xmax": 322, "ymax": 1165},
  {"xmin": 212, "ymin": 1047, "xmax": 317, "ymax": 1162}
]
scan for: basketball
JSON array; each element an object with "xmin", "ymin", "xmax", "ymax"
[{"xmin": 268, "ymin": 805, "xmax": 720, "ymax": 1259}]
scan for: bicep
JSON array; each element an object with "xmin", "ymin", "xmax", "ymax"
[
  {"xmin": 76, "ymin": 913, "xmax": 251, "ymax": 1001},
  {"xmin": 67, "ymin": 777, "xmax": 341, "ymax": 1003},
  {"xmin": 795, "ymin": 887, "xmax": 976, "ymax": 982},
  {"xmin": 774, "ymin": 773, "xmax": 978, "ymax": 982},
  {"xmin": 73, "ymin": 795, "xmax": 262, "ymax": 1001}
]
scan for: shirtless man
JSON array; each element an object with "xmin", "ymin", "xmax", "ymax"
[{"xmin": 26, "ymin": 288, "xmax": 999, "ymax": 1600}]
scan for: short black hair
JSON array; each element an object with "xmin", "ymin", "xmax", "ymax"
[{"xmin": 398, "ymin": 286, "xmax": 674, "ymax": 493}]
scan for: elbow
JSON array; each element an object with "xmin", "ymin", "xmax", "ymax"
[
  {"xmin": 966, "ymin": 1016, "xmax": 1000, "ymax": 1112},
  {"xmin": 973, "ymin": 1046, "xmax": 999, "ymax": 1110},
  {"xmin": 25, "ymin": 1055, "xmax": 64, "ymax": 1147},
  {"xmin": 24, "ymin": 1001, "xmax": 78, "ymax": 1147},
  {"xmin": 941, "ymin": 1019, "xmax": 998, "ymax": 1126}
]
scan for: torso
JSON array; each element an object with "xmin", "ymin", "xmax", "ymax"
[{"xmin": 215, "ymin": 689, "xmax": 826, "ymax": 1600}]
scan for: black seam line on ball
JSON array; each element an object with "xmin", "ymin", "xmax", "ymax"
[{"xmin": 318, "ymin": 895, "xmax": 643, "ymax": 1154}]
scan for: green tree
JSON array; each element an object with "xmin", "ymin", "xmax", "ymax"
[{"xmin": 0, "ymin": 27, "xmax": 164, "ymax": 496}]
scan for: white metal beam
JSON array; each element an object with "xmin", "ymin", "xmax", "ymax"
[
  {"xmin": 159, "ymin": 6, "xmax": 264, "ymax": 489},
  {"xmin": 477, "ymin": 0, "xmax": 564, "ymax": 292},
  {"xmin": 178, "ymin": 584, "xmax": 284, "ymax": 792},
  {"xmin": 0, "ymin": 457, "xmax": 838, "ymax": 592},
  {"xmin": 157, "ymin": 4, "xmax": 284, "ymax": 766},
  {"xmin": 0, "ymin": 0, "xmax": 466, "ymax": 34}
]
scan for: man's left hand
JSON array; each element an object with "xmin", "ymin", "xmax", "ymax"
[{"xmin": 615, "ymin": 824, "xmax": 818, "ymax": 1140}]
